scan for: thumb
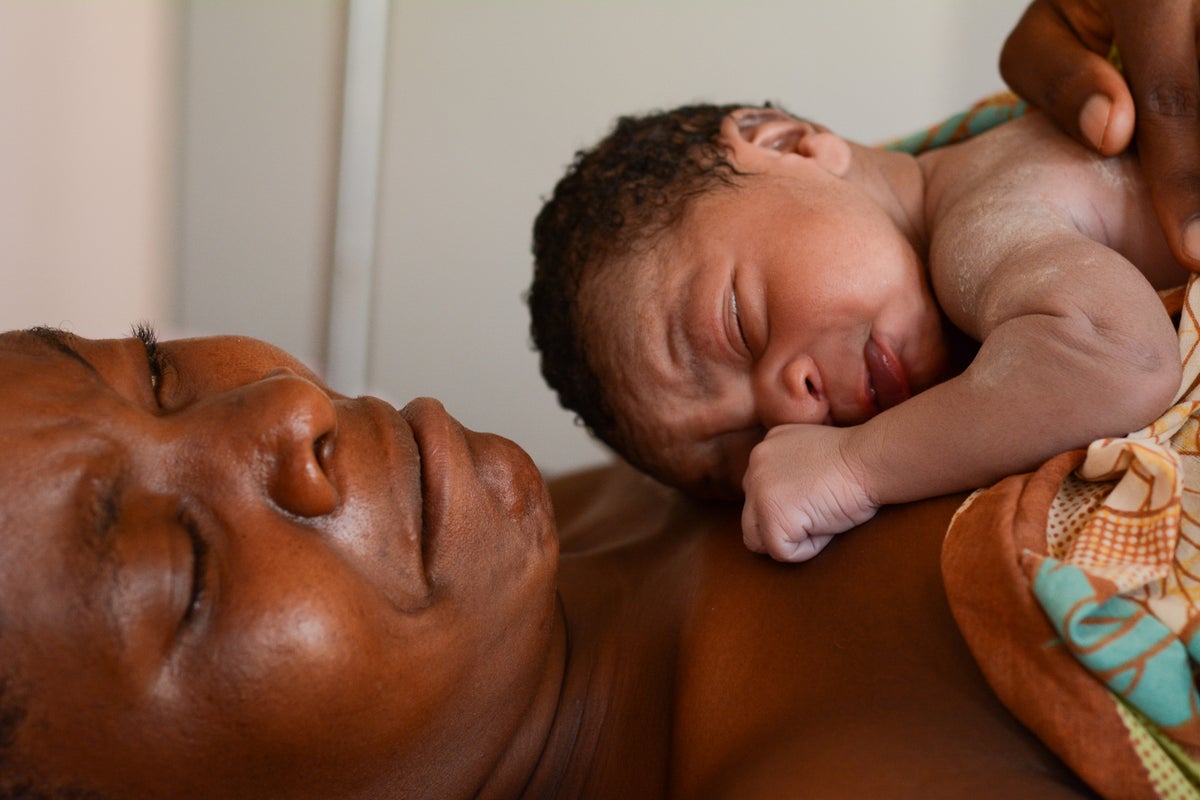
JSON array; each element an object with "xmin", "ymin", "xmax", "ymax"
[{"xmin": 999, "ymin": 1, "xmax": 1133, "ymax": 155}]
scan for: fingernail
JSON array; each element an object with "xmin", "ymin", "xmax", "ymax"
[
  {"xmin": 1079, "ymin": 94, "xmax": 1113, "ymax": 153},
  {"xmin": 1184, "ymin": 215, "xmax": 1200, "ymax": 264}
]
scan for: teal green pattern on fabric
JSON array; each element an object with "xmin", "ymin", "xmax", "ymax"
[
  {"xmin": 1033, "ymin": 559, "xmax": 1200, "ymax": 730},
  {"xmin": 885, "ymin": 98, "xmax": 1028, "ymax": 154}
]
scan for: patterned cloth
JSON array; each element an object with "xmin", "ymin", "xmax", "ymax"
[
  {"xmin": 882, "ymin": 90, "xmax": 1028, "ymax": 154},
  {"xmin": 944, "ymin": 280, "xmax": 1200, "ymax": 798}
]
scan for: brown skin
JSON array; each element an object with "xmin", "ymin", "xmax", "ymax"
[
  {"xmin": 1002, "ymin": 0, "xmax": 1200, "ymax": 269},
  {"xmin": 545, "ymin": 464, "xmax": 1097, "ymax": 799},
  {"xmin": 0, "ymin": 330, "xmax": 1095, "ymax": 798},
  {"xmin": 0, "ymin": 331, "xmax": 560, "ymax": 799}
]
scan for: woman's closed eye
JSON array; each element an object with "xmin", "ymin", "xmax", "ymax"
[
  {"xmin": 133, "ymin": 323, "xmax": 172, "ymax": 405},
  {"xmin": 178, "ymin": 505, "xmax": 210, "ymax": 627}
]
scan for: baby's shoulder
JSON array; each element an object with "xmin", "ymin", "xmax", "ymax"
[
  {"xmin": 926, "ymin": 116, "xmax": 1184, "ymax": 307},
  {"xmin": 923, "ymin": 112, "xmax": 1136, "ymax": 261},
  {"xmin": 925, "ymin": 112, "xmax": 1108, "ymax": 215},
  {"xmin": 921, "ymin": 115, "xmax": 1129, "ymax": 313}
]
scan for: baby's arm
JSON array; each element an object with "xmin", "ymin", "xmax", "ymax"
[{"xmin": 743, "ymin": 228, "xmax": 1181, "ymax": 562}]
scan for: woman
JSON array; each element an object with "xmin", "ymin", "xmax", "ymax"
[
  {"xmin": 3, "ymin": 3, "xmax": 1197, "ymax": 794},
  {"xmin": 0, "ymin": 327, "xmax": 1093, "ymax": 798}
]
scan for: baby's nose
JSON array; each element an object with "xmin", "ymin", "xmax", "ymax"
[{"xmin": 759, "ymin": 356, "xmax": 829, "ymax": 426}]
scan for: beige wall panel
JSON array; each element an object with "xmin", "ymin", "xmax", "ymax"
[
  {"xmin": 0, "ymin": 0, "xmax": 175, "ymax": 338},
  {"xmin": 175, "ymin": 0, "xmax": 344, "ymax": 369}
]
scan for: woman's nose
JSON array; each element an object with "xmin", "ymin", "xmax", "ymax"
[
  {"xmin": 188, "ymin": 369, "xmax": 340, "ymax": 518},
  {"xmin": 756, "ymin": 356, "xmax": 829, "ymax": 427}
]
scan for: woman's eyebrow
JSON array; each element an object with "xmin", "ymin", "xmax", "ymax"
[{"xmin": 22, "ymin": 326, "xmax": 99, "ymax": 376}]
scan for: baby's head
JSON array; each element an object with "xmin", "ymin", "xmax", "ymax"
[
  {"xmin": 529, "ymin": 103, "xmax": 748, "ymax": 496},
  {"xmin": 529, "ymin": 103, "xmax": 947, "ymax": 499}
]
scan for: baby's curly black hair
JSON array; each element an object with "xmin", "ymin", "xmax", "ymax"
[{"xmin": 528, "ymin": 102, "xmax": 759, "ymax": 486}]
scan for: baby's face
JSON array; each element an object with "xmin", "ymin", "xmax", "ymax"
[{"xmin": 592, "ymin": 151, "xmax": 950, "ymax": 497}]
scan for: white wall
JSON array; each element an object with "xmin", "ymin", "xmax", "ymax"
[
  {"xmin": 0, "ymin": 0, "xmax": 176, "ymax": 338},
  {"xmin": 173, "ymin": 0, "xmax": 1028, "ymax": 477},
  {"xmin": 175, "ymin": 0, "xmax": 344, "ymax": 368}
]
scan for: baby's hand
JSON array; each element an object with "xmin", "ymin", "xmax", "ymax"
[{"xmin": 741, "ymin": 424, "xmax": 877, "ymax": 562}]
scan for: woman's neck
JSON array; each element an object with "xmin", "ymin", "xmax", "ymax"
[
  {"xmin": 539, "ymin": 563, "xmax": 682, "ymax": 795},
  {"xmin": 509, "ymin": 528, "xmax": 695, "ymax": 797},
  {"xmin": 475, "ymin": 603, "xmax": 570, "ymax": 799}
]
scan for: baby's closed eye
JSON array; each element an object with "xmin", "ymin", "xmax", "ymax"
[{"xmin": 729, "ymin": 284, "xmax": 751, "ymax": 357}]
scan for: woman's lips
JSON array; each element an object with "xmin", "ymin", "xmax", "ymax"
[
  {"xmin": 398, "ymin": 397, "xmax": 445, "ymax": 568},
  {"xmin": 357, "ymin": 396, "xmax": 555, "ymax": 613},
  {"xmin": 864, "ymin": 337, "xmax": 911, "ymax": 413},
  {"xmin": 343, "ymin": 395, "xmax": 435, "ymax": 611},
  {"xmin": 399, "ymin": 396, "xmax": 557, "ymax": 573}
]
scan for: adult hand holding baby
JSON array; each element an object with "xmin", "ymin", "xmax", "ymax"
[
  {"xmin": 740, "ymin": 424, "xmax": 878, "ymax": 562},
  {"xmin": 1002, "ymin": 0, "xmax": 1200, "ymax": 268}
]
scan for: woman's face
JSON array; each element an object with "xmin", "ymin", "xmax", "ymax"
[{"xmin": 0, "ymin": 329, "xmax": 560, "ymax": 798}]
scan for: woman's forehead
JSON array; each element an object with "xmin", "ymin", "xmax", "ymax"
[
  {"xmin": 0, "ymin": 333, "xmax": 133, "ymax": 567},
  {"xmin": 0, "ymin": 334, "xmax": 115, "ymax": 440},
  {"xmin": 0, "ymin": 329, "xmax": 105, "ymax": 392},
  {"xmin": 0, "ymin": 368, "xmax": 114, "ymax": 577},
  {"xmin": 2, "ymin": 327, "xmax": 96, "ymax": 365}
]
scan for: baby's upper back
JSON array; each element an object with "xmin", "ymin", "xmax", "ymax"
[{"xmin": 920, "ymin": 112, "xmax": 1184, "ymax": 324}]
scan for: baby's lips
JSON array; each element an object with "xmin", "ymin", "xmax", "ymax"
[{"xmin": 864, "ymin": 338, "xmax": 911, "ymax": 411}]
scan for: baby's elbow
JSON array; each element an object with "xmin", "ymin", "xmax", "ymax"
[
  {"xmin": 1136, "ymin": 354, "xmax": 1181, "ymax": 422},
  {"xmin": 1102, "ymin": 334, "xmax": 1180, "ymax": 429},
  {"xmin": 1132, "ymin": 360, "xmax": 1179, "ymax": 425}
]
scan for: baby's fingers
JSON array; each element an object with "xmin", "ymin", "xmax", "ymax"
[
  {"xmin": 769, "ymin": 533, "xmax": 834, "ymax": 563},
  {"xmin": 741, "ymin": 501, "xmax": 830, "ymax": 563},
  {"xmin": 741, "ymin": 502, "xmax": 765, "ymax": 555}
]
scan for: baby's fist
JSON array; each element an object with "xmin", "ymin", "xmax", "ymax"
[{"xmin": 740, "ymin": 424, "xmax": 877, "ymax": 562}]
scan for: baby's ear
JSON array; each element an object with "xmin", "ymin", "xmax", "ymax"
[{"xmin": 725, "ymin": 108, "xmax": 852, "ymax": 177}]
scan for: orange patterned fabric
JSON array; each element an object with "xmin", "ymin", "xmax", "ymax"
[{"xmin": 944, "ymin": 278, "xmax": 1200, "ymax": 798}]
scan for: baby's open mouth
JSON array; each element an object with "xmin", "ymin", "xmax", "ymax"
[{"xmin": 865, "ymin": 337, "xmax": 911, "ymax": 412}]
